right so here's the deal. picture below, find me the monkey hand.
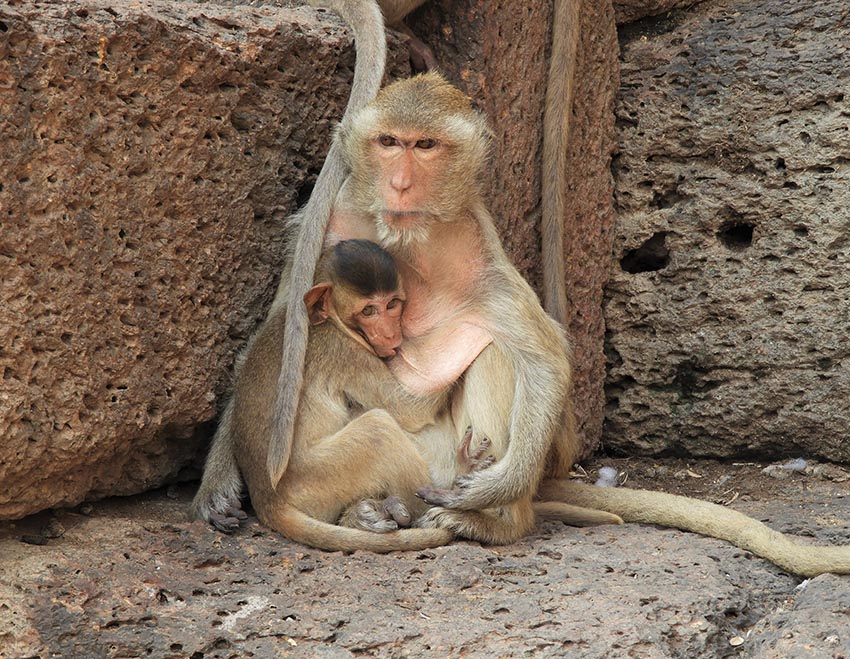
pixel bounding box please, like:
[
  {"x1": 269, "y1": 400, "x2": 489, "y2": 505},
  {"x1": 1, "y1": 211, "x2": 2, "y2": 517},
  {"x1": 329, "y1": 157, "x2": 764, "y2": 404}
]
[
  {"x1": 420, "y1": 433, "x2": 496, "y2": 507},
  {"x1": 338, "y1": 496, "x2": 413, "y2": 533},
  {"x1": 415, "y1": 485, "x2": 460, "y2": 508},
  {"x1": 458, "y1": 431, "x2": 495, "y2": 473}
]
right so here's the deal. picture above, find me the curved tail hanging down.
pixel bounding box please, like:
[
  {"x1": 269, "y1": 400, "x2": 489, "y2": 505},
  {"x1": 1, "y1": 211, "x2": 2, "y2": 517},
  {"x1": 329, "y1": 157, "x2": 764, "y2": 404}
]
[
  {"x1": 541, "y1": 0, "x2": 581, "y2": 326},
  {"x1": 269, "y1": 1, "x2": 388, "y2": 488},
  {"x1": 268, "y1": 504, "x2": 454, "y2": 553},
  {"x1": 539, "y1": 480, "x2": 850, "y2": 577}
]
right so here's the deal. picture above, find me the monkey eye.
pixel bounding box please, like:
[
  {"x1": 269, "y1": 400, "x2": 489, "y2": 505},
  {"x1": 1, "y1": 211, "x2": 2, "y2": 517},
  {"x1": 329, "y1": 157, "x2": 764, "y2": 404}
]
[
  {"x1": 415, "y1": 138, "x2": 437, "y2": 150},
  {"x1": 378, "y1": 135, "x2": 399, "y2": 148},
  {"x1": 360, "y1": 305, "x2": 376, "y2": 317},
  {"x1": 387, "y1": 298, "x2": 404, "y2": 311}
]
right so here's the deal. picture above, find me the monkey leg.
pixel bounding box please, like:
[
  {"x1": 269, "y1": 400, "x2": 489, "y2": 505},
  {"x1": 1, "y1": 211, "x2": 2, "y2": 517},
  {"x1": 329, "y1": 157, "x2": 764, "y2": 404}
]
[
  {"x1": 417, "y1": 496, "x2": 536, "y2": 545},
  {"x1": 190, "y1": 400, "x2": 248, "y2": 532},
  {"x1": 284, "y1": 408, "x2": 434, "y2": 525}
]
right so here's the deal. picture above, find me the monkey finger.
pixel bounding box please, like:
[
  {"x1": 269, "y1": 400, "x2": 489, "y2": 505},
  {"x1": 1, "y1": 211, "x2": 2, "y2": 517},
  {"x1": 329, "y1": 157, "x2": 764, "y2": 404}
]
[
  {"x1": 416, "y1": 485, "x2": 460, "y2": 508},
  {"x1": 468, "y1": 436, "x2": 492, "y2": 461},
  {"x1": 381, "y1": 496, "x2": 412, "y2": 527}
]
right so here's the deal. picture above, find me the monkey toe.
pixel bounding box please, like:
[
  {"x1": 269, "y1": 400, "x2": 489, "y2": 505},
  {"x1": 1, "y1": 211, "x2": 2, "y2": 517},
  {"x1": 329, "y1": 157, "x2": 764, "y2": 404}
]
[
  {"x1": 224, "y1": 505, "x2": 248, "y2": 521},
  {"x1": 382, "y1": 496, "x2": 412, "y2": 527},
  {"x1": 209, "y1": 512, "x2": 242, "y2": 533},
  {"x1": 342, "y1": 499, "x2": 401, "y2": 533}
]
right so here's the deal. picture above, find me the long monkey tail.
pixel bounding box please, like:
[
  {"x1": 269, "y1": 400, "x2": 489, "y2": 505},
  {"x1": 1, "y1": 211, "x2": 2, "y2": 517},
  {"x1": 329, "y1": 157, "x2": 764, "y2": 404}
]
[
  {"x1": 539, "y1": 479, "x2": 850, "y2": 578},
  {"x1": 541, "y1": 0, "x2": 581, "y2": 325},
  {"x1": 267, "y1": 503, "x2": 454, "y2": 553},
  {"x1": 268, "y1": 1, "x2": 387, "y2": 488}
]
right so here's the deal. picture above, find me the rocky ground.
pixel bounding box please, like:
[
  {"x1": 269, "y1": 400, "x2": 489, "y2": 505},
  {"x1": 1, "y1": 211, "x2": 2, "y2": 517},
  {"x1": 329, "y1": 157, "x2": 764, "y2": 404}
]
[{"x1": 2, "y1": 457, "x2": 849, "y2": 659}]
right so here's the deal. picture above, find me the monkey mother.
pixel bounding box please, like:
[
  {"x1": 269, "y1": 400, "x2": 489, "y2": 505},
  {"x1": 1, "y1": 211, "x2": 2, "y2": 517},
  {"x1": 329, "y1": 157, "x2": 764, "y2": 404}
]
[{"x1": 281, "y1": 71, "x2": 580, "y2": 544}]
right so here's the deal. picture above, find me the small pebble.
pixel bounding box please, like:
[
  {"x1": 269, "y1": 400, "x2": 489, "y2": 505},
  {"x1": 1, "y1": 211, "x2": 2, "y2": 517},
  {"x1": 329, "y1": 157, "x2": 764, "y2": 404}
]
[{"x1": 595, "y1": 466, "x2": 619, "y2": 487}]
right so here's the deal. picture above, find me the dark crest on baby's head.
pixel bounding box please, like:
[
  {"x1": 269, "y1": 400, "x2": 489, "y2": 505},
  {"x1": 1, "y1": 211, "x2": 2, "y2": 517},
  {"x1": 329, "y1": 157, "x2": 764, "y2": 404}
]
[{"x1": 331, "y1": 239, "x2": 398, "y2": 297}]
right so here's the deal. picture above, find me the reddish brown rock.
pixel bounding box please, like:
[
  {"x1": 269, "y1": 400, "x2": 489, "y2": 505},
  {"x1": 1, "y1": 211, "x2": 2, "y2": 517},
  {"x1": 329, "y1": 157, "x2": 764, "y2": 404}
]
[
  {"x1": 413, "y1": 0, "x2": 620, "y2": 454},
  {"x1": 0, "y1": 0, "x2": 409, "y2": 519}
]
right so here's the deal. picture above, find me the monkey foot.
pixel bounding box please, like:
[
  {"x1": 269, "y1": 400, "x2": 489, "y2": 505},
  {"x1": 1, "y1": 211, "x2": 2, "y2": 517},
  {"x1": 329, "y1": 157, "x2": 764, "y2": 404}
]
[
  {"x1": 339, "y1": 497, "x2": 412, "y2": 533},
  {"x1": 208, "y1": 505, "x2": 248, "y2": 533}
]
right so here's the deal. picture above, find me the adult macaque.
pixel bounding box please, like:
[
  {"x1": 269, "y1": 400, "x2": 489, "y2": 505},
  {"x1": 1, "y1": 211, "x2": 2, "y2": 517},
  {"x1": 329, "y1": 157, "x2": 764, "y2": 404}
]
[
  {"x1": 289, "y1": 71, "x2": 850, "y2": 574},
  {"x1": 193, "y1": 4, "x2": 850, "y2": 575},
  {"x1": 318, "y1": 71, "x2": 579, "y2": 546}
]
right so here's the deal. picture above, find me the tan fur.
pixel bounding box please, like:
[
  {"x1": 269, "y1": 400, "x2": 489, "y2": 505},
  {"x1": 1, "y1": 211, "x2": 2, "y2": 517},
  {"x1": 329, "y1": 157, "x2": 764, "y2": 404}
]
[
  {"x1": 539, "y1": 480, "x2": 850, "y2": 577},
  {"x1": 193, "y1": 1, "x2": 389, "y2": 525},
  {"x1": 192, "y1": 8, "x2": 850, "y2": 577},
  {"x1": 329, "y1": 72, "x2": 584, "y2": 545},
  {"x1": 542, "y1": 0, "x2": 581, "y2": 324},
  {"x1": 233, "y1": 285, "x2": 452, "y2": 552}
]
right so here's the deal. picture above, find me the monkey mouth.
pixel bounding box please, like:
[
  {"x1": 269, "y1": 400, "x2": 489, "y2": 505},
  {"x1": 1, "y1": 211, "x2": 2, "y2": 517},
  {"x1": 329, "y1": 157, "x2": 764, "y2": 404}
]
[{"x1": 381, "y1": 210, "x2": 425, "y2": 226}]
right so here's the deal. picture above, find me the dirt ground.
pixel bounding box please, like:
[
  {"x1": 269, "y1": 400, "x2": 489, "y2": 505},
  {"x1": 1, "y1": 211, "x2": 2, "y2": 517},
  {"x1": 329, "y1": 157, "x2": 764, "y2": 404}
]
[{"x1": 2, "y1": 457, "x2": 849, "y2": 659}]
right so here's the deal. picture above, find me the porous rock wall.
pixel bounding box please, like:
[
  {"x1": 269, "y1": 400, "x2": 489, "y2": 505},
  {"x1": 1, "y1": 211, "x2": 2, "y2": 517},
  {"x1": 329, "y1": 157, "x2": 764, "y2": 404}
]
[
  {"x1": 605, "y1": 0, "x2": 850, "y2": 461},
  {"x1": 0, "y1": 0, "x2": 410, "y2": 518}
]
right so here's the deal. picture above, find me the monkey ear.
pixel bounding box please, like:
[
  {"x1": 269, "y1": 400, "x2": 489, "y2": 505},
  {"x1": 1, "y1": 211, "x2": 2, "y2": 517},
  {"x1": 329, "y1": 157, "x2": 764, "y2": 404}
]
[{"x1": 304, "y1": 284, "x2": 332, "y2": 326}]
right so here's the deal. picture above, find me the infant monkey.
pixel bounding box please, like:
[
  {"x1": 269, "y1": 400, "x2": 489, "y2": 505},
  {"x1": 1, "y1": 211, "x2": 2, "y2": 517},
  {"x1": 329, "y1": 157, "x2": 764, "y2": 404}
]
[{"x1": 228, "y1": 239, "x2": 459, "y2": 551}]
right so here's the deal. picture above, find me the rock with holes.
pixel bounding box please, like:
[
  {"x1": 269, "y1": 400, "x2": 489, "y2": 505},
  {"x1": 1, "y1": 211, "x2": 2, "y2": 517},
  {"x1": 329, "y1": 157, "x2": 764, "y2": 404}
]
[
  {"x1": 604, "y1": 0, "x2": 850, "y2": 461},
  {"x1": 0, "y1": 0, "x2": 409, "y2": 519}
]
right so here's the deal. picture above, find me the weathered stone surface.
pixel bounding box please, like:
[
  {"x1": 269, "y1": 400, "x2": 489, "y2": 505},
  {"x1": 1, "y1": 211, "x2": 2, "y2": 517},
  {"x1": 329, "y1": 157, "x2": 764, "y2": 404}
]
[
  {"x1": 0, "y1": 0, "x2": 409, "y2": 519},
  {"x1": 604, "y1": 0, "x2": 850, "y2": 462},
  {"x1": 746, "y1": 575, "x2": 850, "y2": 658},
  {"x1": 613, "y1": 0, "x2": 708, "y2": 26},
  {"x1": 413, "y1": 0, "x2": 620, "y2": 455},
  {"x1": 2, "y1": 457, "x2": 848, "y2": 658}
]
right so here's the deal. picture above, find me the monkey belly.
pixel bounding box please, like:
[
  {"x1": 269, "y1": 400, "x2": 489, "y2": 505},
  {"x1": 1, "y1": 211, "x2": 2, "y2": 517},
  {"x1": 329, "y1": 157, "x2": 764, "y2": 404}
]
[{"x1": 391, "y1": 319, "x2": 493, "y2": 395}]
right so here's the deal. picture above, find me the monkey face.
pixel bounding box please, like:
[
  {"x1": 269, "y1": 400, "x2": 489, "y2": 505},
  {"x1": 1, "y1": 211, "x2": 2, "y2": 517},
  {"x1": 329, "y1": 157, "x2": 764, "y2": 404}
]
[{"x1": 351, "y1": 292, "x2": 405, "y2": 359}]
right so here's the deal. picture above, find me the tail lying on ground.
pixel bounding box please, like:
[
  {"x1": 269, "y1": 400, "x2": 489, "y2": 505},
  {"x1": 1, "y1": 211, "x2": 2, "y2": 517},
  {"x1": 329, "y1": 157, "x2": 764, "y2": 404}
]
[{"x1": 539, "y1": 479, "x2": 850, "y2": 577}]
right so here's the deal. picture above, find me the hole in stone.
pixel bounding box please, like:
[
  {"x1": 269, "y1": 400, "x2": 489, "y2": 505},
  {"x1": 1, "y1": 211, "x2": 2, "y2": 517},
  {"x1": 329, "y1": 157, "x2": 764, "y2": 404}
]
[
  {"x1": 717, "y1": 222, "x2": 754, "y2": 250},
  {"x1": 620, "y1": 232, "x2": 670, "y2": 274},
  {"x1": 775, "y1": 157, "x2": 786, "y2": 170},
  {"x1": 793, "y1": 226, "x2": 808, "y2": 237},
  {"x1": 782, "y1": 181, "x2": 800, "y2": 189},
  {"x1": 295, "y1": 180, "x2": 315, "y2": 208},
  {"x1": 0, "y1": 21, "x2": 7, "y2": 32}
]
